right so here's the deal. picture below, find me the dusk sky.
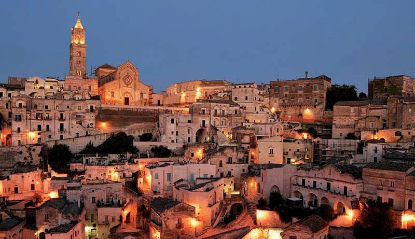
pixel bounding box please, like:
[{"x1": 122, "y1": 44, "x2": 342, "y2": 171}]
[{"x1": 1, "y1": 1, "x2": 415, "y2": 93}]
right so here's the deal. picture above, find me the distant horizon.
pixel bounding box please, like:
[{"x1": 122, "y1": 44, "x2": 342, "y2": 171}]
[{"x1": 1, "y1": 1, "x2": 415, "y2": 93}]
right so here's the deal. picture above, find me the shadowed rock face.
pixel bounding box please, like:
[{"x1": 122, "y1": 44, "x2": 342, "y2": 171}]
[{"x1": 96, "y1": 108, "x2": 158, "y2": 131}]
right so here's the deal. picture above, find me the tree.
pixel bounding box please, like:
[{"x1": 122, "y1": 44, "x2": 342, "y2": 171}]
[
  {"x1": 326, "y1": 84, "x2": 358, "y2": 110},
  {"x1": 139, "y1": 133, "x2": 153, "y2": 142},
  {"x1": 269, "y1": 191, "x2": 284, "y2": 210},
  {"x1": 318, "y1": 204, "x2": 334, "y2": 221},
  {"x1": 345, "y1": 133, "x2": 358, "y2": 140},
  {"x1": 48, "y1": 144, "x2": 73, "y2": 173},
  {"x1": 307, "y1": 127, "x2": 318, "y2": 138},
  {"x1": 352, "y1": 200, "x2": 397, "y2": 239},
  {"x1": 79, "y1": 142, "x2": 97, "y2": 154},
  {"x1": 151, "y1": 146, "x2": 172, "y2": 158},
  {"x1": 358, "y1": 92, "x2": 367, "y2": 99},
  {"x1": 96, "y1": 132, "x2": 138, "y2": 154},
  {"x1": 257, "y1": 198, "x2": 267, "y2": 210}
]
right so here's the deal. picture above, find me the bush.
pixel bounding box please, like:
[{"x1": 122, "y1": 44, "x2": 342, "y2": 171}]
[
  {"x1": 139, "y1": 133, "x2": 153, "y2": 142},
  {"x1": 257, "y1": 198, "x2": 267, "y2": 210},
  {"x1": 269, "y1": 191, "x2": 284, "y2": 209},
  {"x1": 352, "y1": 200, "x2": 396, "y2": 239},
  {"x1": 151, "y1": 146, "x2": 172, "y2": 158},
  {"x1": 48, "y1": 144, "x2": 73, "y2": 173},
  {"x1": 318, "y1": 204, "x2": 335, "y2": 221},
  {"x1": 95, "y1": 132, "x2": 138, "y2": 154}
]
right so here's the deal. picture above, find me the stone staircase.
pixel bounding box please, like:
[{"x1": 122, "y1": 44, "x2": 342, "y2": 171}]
[{"x1": 246, "y1": 201, "x2": 257, "y2": 225}]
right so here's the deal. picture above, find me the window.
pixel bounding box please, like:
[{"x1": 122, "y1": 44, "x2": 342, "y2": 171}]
[
  {"x1": 388, "y1": 198, "x2": 394, "y2": 206},
  {"x1": 45, "y1": 214, "x2": 49, "y2": 222},
  {"x1": 390, "y1": 181, "x2": 395, "y2": 188},
  {"x1": 167, "y1": 173, "x2": 171, "y2": 182},
  {"x1": 299, "y1": 86, "x2": 303, "y2": 91},
  {"x1": 111, "y1": 91, "x2": 114, "y2": 98},
  {"x1": 245, "y1": 96, "x2": 248, "y2": 100},
  {"x1": 91, "y1": 214, "x2": 94, "y2": 222},
  {"x1": 92, "y1": 197, "x2": 96, "y2": 203},
  {"x1": 190, "y1": 174, "x2": 195, "y2": 182},
  {"x1": 313, "y1": 85, "x2": 318, "y2": 91},
  {"x1": 17, "y1": 127, "x2": 20, "y2": 133},
  {"x1": 37, "y1": 125, "x2": 41, "y2": 131},
  {"x1": 377, "y1": 196, "x2": 382, "y2": 203},
  {"x1": 31, "y1": 184, "x2": 35, "y2": 190},
  {"x1": 171, "y1": 118, "x2": 174, "y2": 124},
  {"x1": 284, "y1": 86, "x2": 289, "y2": 91},
  {"x1": 203, "y1": 174, "x2": 208, "y2": 178},
  {"x1": 155, "y1": 173, "x2": 159, "y2": 179},
  {"x1": 234, "y1": 97, "x2": 238, "y2": 101},
  {"x1": 409, "y1": 200, "x2": 413, "y2": 210},
  {"x1": 289, "y1": 236, "x2": 297, "y2": 239},
  {"x1": 269, "y1": 148, "x2": 274, "y2": 155}
]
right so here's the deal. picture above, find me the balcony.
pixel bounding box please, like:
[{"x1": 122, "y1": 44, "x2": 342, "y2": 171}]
[
  {"x1": 388, "y1": 187, "x2": 395, "y2": 192},
  {"x1": 59, "y1": 117, "x2": 66, "y2": 121},
  {"x1": 377, "y1": 185, "x2": 383, "y2": 190}
]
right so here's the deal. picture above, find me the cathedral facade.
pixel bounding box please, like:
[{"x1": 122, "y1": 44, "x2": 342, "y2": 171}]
[
  {"x1": 96, "y1": 61, "x2": 152, "y2": 106},
  {"x1": 64, "y1": 12, "x2": 152, "y2": 106}
]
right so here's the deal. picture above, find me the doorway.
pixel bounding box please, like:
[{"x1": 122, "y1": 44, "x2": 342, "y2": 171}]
[{"x1": 124, "y1": 97, "x2": 130, "y2": 105}]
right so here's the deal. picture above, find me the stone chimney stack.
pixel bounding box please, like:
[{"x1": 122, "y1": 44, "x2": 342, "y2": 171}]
[{"x1": 305, "y1": 71, "x2": 308, "y2": 79}]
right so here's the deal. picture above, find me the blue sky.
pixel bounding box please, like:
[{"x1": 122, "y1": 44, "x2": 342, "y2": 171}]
[{"x1": 1, "y1": 1, "x2": 414, "y2": 93}]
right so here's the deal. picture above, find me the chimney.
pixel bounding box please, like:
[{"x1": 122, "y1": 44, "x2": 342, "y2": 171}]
[{"x1": 305, "y1": 71, "x2": 308, "y2": 79}]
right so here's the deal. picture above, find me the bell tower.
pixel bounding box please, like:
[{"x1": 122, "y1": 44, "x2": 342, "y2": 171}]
[{"x1": 69, "y1": 12, "x2": 87, "y2": 77}]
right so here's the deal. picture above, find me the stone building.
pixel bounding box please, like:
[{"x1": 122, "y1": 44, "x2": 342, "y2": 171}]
[
  {"x1": 256, "y1": 136, "x2": 284, "y2": 164},
  {"x1": 139, "y1": 162, "x2": 216, "y2": 198},
  {"x1": 231, "y1": 83, "x2": 272, "y2": 123},
  {"x1": 368, "y1": 75, "x2": 415, "y2": 99},
  {"x1": 158, "y1": 99, "x2": 239, "y2": 144},
  {"x1": 25, "y1": 77, "x2": 65, "y2": 99},
  {"x1": 313, "y1": 139, "x2": 359, "y2": 164},
  {"x1": 11, "y1": 96, "x2": 101, "y2": 146},
  {"x1": 64, "y1": 13, "x2": 99, "y2": 99},
  {"x1": 283, "y1": 138, "x2": 314, "y2": 164},
  {"x1": 149, "y1": 197, "x2": 197, "y2": 239},
  {"x1": 281, "y1": 214, "x2": 329, "y2": 239},
  {"x1": 173, "y1": 177, "x2": 225, "y2": 229},
  {"x1": 97, "y1": 61, "x2": 152, "y2": 106},
  {"x1": 292, "y1": 164, "x2": 362, "y2": 214},
  {"x1": 0, "y1": 217, "x2": 25, "y2": 239},
  {"x1": 164, "y1": 80, "x2": 231, "y2": 107},
  {"x1": 45, "y1": 221, "x2": 84, "y2": 239},
  {"x1": 35, "y1": 198, "x2": 85, "y2": 236},
  {"x1": 241, "y1": 164, "x2": 296, "y2": 203},
  {"x1": 269, "y1": 73, "x2": 332, "y2": 121}
]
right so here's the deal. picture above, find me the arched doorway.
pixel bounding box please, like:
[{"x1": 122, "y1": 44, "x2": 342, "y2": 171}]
[
  {"x1": 196, "y1": 128, "x2": 209, "y2": 143},
  {"x1": 224, "y1": 203, "x2": 243, "y2": 223},
  {"x1": 123, "y1": 92, "x2": 133, "y2": 106},
  {"x1": 335, "y1": 201, "x2": 346, "y2": 214},
  {"x1": 321, "y1": 197, "x2": 330, "y2": 205},
  {"x1": 306, "y1": 193, "x2": 318, "y2": 207}
]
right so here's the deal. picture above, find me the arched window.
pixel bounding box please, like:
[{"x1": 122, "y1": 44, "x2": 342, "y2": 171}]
[{"x1": 409, "y1": 199, "x2": 413, "y2": 210}]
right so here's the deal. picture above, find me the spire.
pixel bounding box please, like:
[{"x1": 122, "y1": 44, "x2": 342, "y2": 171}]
[{"x1": 74, "y1": 11, "x2": 84, "y2": 29}]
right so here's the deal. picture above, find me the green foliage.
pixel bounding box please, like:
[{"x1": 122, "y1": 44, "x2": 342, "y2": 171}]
[
  {"x1": 345, "y1": 133, "x2": 358, "y2": 140},
  {"x1": 307, "y1": 127, "x2": 318, "y2": 138},
  {"x1": 81, "y1": 132, "x2": 138, "y2": 155},
  {"x1": 352, "y1": 200, "x2": 397, "y2": 239},
  {"x1": 318, "y1": 204, "x2": 335, "y2": 221},
  {"x1": 257, "y1": 198, "x2": 267, "y2": 210},
  {"x1": 79, "y1": 142, "x2": 97, "y2": 154},
  {"x1": 151, "y1": 146, "x2": 172, "y2": 158},
  {"x1": 269, "y1": 191, "x2": 284, "y2": 210},
  {"x1": 358, "y1": 92, "x2": 367, "y2": 99},
  {"x1": 139, "y1": 133, "x2": 153, "y2": 142},
  {"x1": 326, "y1": 84, "x2": 358, "y2": 110},
  {"x1": 48, "y1": 144, "x2": 73, "y2": 173}
]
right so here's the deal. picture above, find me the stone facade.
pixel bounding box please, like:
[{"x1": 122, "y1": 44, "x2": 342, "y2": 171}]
[
  {"x1": 269, "y1": 74, "x2": 332, "y2": 121},
  {"x1": 97, "y1": 61, "x2": 152, "y2": 106}
]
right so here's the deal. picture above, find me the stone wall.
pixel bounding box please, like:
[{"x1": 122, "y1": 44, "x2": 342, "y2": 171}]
[{"x1": 0, "y1": 145, "x2": 43, "y2": 169}]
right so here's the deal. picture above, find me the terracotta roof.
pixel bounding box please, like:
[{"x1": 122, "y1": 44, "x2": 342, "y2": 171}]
[
  {"x1": 333, "y1": 164, "x2": 362, "y2": 179},
  {"x1": 364, "y1": 162, "x2": 413, "y2": 172},
  {"x1": 97, "y1": 63, "x2": 116, "y2": 70},
  {"x1": 291, "y1": 215, "x2": 328, "y2": 233},
  {"x1": 0, "y1": 217, "x2": 24, "y2": 231},
  {"x1": 47, "y1": 222, "x2": 77, "y2": 233},
  {"x1": 151, "y1": 197, "x2": 180, "y2": 214}
]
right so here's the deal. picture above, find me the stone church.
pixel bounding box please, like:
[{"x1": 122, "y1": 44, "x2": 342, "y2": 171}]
[
  {"x1": 96, "y1": 61, "x2": 152, "y2": 106},
  {"x1": 64, "y1": 12, "x2": 152, "y2": 106}
]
